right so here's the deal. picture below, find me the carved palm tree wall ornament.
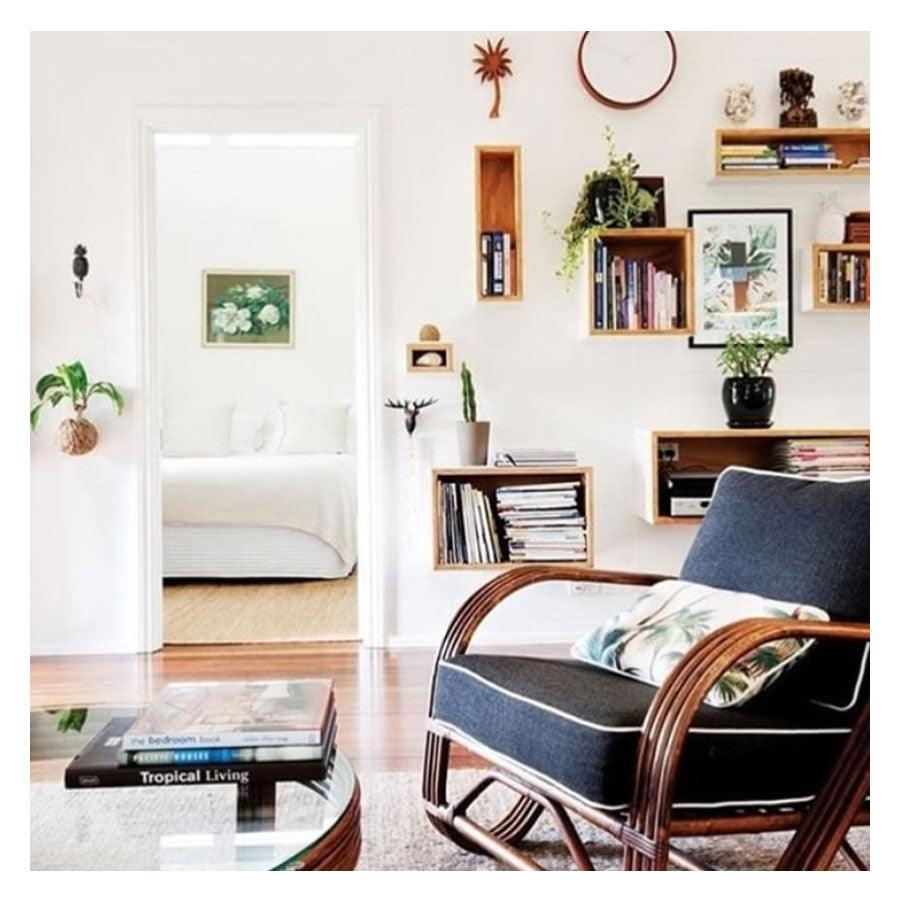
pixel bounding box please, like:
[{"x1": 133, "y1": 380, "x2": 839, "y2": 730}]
[{"x1": 473, "y1": 38, "x2": 512, "y2": 119}]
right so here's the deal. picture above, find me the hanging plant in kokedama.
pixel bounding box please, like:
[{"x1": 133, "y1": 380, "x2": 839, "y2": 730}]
[
  {"x1": 544, "y1": 125, "x2": 660, "y2": 287},
  {"x1": 473, "y1": 38, "x2": 512, "y2": 119}
]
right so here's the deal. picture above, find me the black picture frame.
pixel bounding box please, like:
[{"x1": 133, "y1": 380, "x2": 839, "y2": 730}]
[{"x1": 687, "y1": 208, "x2": 793, "y2": 349}]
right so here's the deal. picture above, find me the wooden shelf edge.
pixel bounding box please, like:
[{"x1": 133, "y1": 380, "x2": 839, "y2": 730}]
[{"x1": 589, "y1": 328, "x2": 693, "y2": 337}]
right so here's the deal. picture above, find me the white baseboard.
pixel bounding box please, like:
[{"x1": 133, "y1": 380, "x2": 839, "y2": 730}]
[{"x1": 30, "y1": 640, "x2": 146, "y2": 657}]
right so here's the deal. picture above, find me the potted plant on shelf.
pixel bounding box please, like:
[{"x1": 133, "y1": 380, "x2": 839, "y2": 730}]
[
  {"x1": 544, "y1": 125, "x2": 660, "y2": 287},
  {"x1": 457, "y1": 362, "x2": 490, "y2": 465},
  {"x1": 30, "y1": 361, "x2": 124, "y2": 455},
  {"x1": 716, "y1": 334, "x2": 790, "y2": 429}
]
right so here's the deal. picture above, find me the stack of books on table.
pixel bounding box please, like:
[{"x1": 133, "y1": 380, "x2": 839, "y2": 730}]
[
  {"x1": 772, "y1": 438, "x2": 870, "y2": 479},
  {"x1": 816, "y1": 249, "x2": 870, "y2": 305},
  {"x1": 65, "y1": 679, "x2": 336, "y2": 788},
  {"x1": 495, "y1": 482, "x2": 587, "y2": 563},
  {"x1": 779, "y1": 141, "x2": 838, "y2": 169},
  {"x1": 480, "y1": 231, "x2": 516, "y2": 296},
  {"x1": 720, "y1": 144, "x2": 779, "y2": 171},
  {"x1": 493, "y1": 448, "x2": 578, "y2": 467},
  {"x1": 439, "y1": 481, "x2": 502, "y2": 565},
  {"x1": 592, "y1": 242, "x2": 683, "y2": 331}
]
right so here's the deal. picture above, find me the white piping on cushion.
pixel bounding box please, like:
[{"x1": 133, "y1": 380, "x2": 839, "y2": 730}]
[
  {"x1": 431, "y1": 718, "x2": 831, "y2": 814},
  {"x1": 438, "y1": 660, "x2": 853, "y2": 736},
  {"x1": 810, "y1": 643, "x2": 870, "y2": 712}
]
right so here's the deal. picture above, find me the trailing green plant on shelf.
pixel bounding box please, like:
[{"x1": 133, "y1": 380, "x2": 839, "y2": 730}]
[
  {"x1": 716, "y1": 333, "x2": 790, "y2": 378},
  {"x1": 30, "y1": 361, "x2": 124, "y2": 455},
  {"x1": 543, "y1": 125, "x2": 660, "y2": 288}
]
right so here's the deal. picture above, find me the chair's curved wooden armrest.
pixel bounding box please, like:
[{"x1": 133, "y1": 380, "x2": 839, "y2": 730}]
[
  {"x1": 434, "y1": 565, "x2": 670, "y2": 664},
  {"x1": 627, "y1": 618, "x2": 870, "y2": 857}
]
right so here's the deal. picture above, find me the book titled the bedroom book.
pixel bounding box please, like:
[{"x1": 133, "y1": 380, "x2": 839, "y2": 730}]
[{"x1": 122, "y1": 679, "x2": 334, "y2": 749}]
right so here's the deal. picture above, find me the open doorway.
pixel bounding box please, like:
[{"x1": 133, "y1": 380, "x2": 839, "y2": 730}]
[{"x1": 152, "y1": 130, "x2": 363, "y2": 645}]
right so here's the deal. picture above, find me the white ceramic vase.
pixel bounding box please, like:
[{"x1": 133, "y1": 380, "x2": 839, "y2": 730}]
[{"x1": 815, "y1": 194, "x2": 845, "y2": 244}]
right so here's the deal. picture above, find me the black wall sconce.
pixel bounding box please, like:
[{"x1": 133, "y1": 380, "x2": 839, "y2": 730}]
[{"x1": 73, "y1": 245, "x2": 89, "y2": 298}]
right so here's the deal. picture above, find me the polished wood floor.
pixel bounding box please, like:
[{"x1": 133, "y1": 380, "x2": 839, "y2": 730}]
[{"x1": 30, "y1": 641, "x2": 563, "y2": 780}]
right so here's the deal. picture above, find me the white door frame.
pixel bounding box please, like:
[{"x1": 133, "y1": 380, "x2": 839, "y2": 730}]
[{"x1": 133, "y1": 106, "x2": 386, "y2": 650}]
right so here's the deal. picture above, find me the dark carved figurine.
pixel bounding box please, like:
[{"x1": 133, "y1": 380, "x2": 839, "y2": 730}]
[
  {"x1": 385, "y1": 397, "x2": 437, "y2": 436},
  {"x1": 779, "y1": 68, "x2": 817, "y2": 128},
  {"x1": 73, "y1": 244, "x2": 89, "y2": 298}
]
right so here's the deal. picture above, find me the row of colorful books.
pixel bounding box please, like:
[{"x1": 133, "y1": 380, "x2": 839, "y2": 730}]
[
  {"x1": 721, "y1": 142, "x2": 867, "y2": 171},
  {"x1": 593, "y1": 242, "x2": 683, "y2": 331},
  {"x1": 720, "y1": 143, "x2": 780, "y2": 171},
  {"x1": 493, "y1": 448, "x2": 578, "y2": 467},
  {"x1": 480, "y1": 231, "x2": 516, "y2": 297},
  {"x1": 772, "y1": 438, "x2": 870, "y2": 479},
  {"x1": 496, "y1": 482, "x2": 587, "y2": 563},
  {"x1": 817, "y1": 251, "x2": 870, "y2": 305},
  {"x1": 66, "y1": 679, "x2": 336, "y2": 788},
  {"x1": 439, "y1": 481, "x2": 503, "y2": 564}
]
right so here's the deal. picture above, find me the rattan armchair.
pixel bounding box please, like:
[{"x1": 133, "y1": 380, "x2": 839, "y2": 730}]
[{"x1": 422, "y1": 469, "x2": 870, "y2": 871}]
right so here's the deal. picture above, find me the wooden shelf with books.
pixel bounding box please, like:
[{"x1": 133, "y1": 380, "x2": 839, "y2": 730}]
[
  {"x1": 715, "y1": 127, "x2": 869, "y2": 178},
  {"x1": 808, "y1": 243, "x2": 870, "y2": 310},
  {"x1": 635, "y1": 428, "x2": 870, "y2": 526},
  {"x1": 588, "y1": 228, "x2": 693, "y2": 336},
  {"x1": 475, "y1": 145, "x2": 522, "y2": 302},
  {"x1": 432, "y1": 466, "x2": 593, "y2": 570}
]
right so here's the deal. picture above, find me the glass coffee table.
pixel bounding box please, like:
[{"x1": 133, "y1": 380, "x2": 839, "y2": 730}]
[{"x1": 30, "y1": 705, "x2": 361, "y2": 870}]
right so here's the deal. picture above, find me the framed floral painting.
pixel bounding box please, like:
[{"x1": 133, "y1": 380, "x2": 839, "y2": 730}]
[
  {"x1": 687, "y1": 209, "x2": 793, "y2": 348},
  {"x1": 202, "y1": 270, "x2": 294, "y2": 347}
]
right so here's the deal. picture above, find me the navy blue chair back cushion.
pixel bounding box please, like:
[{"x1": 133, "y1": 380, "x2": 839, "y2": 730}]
[{"x1": 680, "y1": 467, "x2": 869, "y2": 708}]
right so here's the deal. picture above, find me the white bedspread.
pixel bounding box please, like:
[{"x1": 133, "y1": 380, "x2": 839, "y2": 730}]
[{"x1": 162, "y1": 454, "x2": 357, "y2": 566}]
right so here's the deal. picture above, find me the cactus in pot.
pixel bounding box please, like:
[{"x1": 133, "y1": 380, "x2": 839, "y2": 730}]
[
  {"x1": 30, "y1": 361, "x2": 124, "y2": 455},
  {"x1": 457, "y1": 362, "x2": 491, "y2": 465}
]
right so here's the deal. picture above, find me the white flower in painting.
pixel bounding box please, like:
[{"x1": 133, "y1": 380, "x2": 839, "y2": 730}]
[
  {"x1": 212, "y1": 302, "x2": 252, "y2": 335},
  {"x1": 245, "y1": 284, "x2": 265, "y2": 300},
  {"x1": 258, "y1": 303, "x2": 281, "y2": 326}
]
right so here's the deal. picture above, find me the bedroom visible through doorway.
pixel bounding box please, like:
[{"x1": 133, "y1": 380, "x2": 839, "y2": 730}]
[{"x1": 154, "y1": 131, "x2": 362, "y2": 645}]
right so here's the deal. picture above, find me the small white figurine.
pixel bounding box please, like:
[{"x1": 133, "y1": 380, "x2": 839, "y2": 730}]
[
  {"x1": 724, "y1": 83, "x2": 756, "y2": 124},
  {"x1": 837, "y1": 80, "x2": 868, "y2": 122}
]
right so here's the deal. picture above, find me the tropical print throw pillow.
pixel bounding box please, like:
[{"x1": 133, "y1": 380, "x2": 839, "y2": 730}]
[{"x1": 571, "y1": 580, "x2": 829, "y2": 708}]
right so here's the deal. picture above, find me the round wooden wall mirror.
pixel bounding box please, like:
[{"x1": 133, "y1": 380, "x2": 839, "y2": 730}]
[{"x1": 577, "y1": 31, "x2": 677, "y2": 109}]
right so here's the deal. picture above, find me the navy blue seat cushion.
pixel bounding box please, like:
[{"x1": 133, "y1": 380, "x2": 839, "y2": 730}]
[
  {"x1": 680, "y1": 468, "x2": 869, "y2": 708},
  {"x1": 433, "y1": 654, "x2": 861, "y2": 812}
]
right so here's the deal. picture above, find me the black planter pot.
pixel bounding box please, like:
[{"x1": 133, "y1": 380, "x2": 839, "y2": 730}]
[{"x1": 722, "y1": 376, "x2": 776, "y2": 429}]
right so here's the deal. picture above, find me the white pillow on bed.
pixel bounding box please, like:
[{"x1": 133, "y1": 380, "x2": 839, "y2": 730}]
[
  {"x1": 230, "y1": 404, "x2": 285, "y2": 454},
  {"x1": 278, "y1": 401, "x2": 349, "y2": 454},
  {"x1": 163, "y1": 402, "x2": 234, "y2": 457}
]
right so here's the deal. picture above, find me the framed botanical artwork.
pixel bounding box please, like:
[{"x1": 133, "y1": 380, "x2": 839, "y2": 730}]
[
  {"x1": 202, "y1": 270, "x2": 294, "y2": 347},
  {"x1": 687, "y1": 209, "x2": 793, "y2": 348}
]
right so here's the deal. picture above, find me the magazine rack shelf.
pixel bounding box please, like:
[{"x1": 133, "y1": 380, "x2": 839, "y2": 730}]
[{"x1": 432, "y1": 466, "x2": 594, "y2": 569}]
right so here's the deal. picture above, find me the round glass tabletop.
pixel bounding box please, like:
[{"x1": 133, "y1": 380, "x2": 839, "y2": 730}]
[{"x1": 31, "y1": 705, "x2": 359, "y2": 871}]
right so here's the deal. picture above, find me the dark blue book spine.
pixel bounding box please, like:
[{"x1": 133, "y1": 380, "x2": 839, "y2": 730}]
[
  {"x1": 480, "y1": 233, "x2": 492, "y2": 297},
  {"x1": 601, "y1": 244, "x2": 608, "y2": 330},
  {"x1": 491, "y1": 232, "x2": 504, "y2": 295},
  {"x1": 593, "y1": 240, "x2": 603, "y2": 329},
  {"x1": 626, "y1": 260, "x2": 635, "y2": 329}
]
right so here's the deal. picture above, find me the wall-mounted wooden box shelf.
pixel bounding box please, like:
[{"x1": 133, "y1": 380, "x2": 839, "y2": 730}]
[
  {"x1": 636, "y1": 428, "x2": 870, "y2": 525},
  {"x1": 715, "y1": 128, "x2": 870, "y2": 178},
  {"x1": 407, "y1": 342, "x2": 454, "y2": 372},
  {"x1": 475, "y1": 145, "x2": 522, "y2": 302},
  {"x1": 807, "y1": 243, "x2": 870, "y2": 310},
  {"x1": 432, "y1": 466, "x2": 593, "y2": 569},
  {"x1": 588, "y1": 228, "x2": 693, "y2": 336}
]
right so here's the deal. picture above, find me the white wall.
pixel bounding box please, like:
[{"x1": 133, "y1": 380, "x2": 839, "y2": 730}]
[
  {"x1": 31, "y1": 31, "x2": 869, "y2": 654},
  {"x1": 156, "y1": 143, "x2": 357, "y2": 412}
]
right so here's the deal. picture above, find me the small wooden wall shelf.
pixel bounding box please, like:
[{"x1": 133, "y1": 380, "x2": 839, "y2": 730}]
[
  {"x1": 475, "y1": 145, "x2": 522, "y2": 301},
  {"x1": 715, "y1": 128, "x2": 870, "y2": 178},
  {"x1": 807, "y1": 243, "x2": 870, "y2": 311},
  {"x1": 407, "y1": 342, "x2": 454, "y2": 372},
  {"x1": 588, "y1": 228, "x2": 694, "y2": 336},
  {"x1": 636, "y1": 428, "x2": 870, "y2": 525},
  {"x1": 432, "y1": 466, "x2": 594, "y2": 569}
]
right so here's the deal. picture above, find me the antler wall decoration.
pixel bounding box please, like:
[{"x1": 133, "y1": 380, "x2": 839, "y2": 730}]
[
  {"x1": 385, "y1": 398, "x2": 438, "y2": 435},
  {"x1": 473, "y1": 38, "x2": 512, "y2": 119}
]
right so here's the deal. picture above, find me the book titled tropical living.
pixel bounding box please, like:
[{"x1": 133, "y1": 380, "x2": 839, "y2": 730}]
[{"x1": 122, "y1": 679, "x2": 334, "y2": 750}]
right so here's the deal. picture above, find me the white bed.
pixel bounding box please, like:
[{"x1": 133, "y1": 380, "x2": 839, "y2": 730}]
[{"x1": 161, "y1": 453, "x2": 357, "y2": 579}]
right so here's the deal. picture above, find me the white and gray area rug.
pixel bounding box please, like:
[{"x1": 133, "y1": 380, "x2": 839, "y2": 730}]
[{"x1": 31, "y1": 769, "x2": 869, "y2": 871}]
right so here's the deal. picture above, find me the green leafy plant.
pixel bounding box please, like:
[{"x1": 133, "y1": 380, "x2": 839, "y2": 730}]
[
  {"x1": 460, "y1": 362, "x2": 477, "y2": 422},
  {"x1": 716, "y1": 333, "x2": 790, "y2": 378},
  {"x1": 30, "y1": 361, "x2": 124, "y2": 431},
  {"x1": 45, "y1": 708, "x2": 89, "y2": 733},
  {"x1": 544, "y1": 125, "x2": 660, "y2": 287}
]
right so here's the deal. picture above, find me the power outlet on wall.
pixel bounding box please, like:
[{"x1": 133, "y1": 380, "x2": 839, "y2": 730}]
[
  {"x1": 658, "y1": 441, "x2": 679, "y2": 463},
  {"x1": 569, "y1": 582, "x2": 603, "y2": 596}
]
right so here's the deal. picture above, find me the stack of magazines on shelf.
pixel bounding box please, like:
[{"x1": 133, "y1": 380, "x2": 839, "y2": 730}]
[
  {"x1": 720, "y1": 144, "x2": 779, "y2": 171},
  {"x1": 779, "y1": 141, "x2": 838, "y2": 169},
  {"x1": 496, "y1": 481, "x2": 587, "y2": 563},
  {"x1": 816, "y1": 249, "x2": 870, "y2": 305},
  {"x1": 772, "y1": 438, "x2": 870, "y2": 479},
  {"x1": 439, "y1": 481, "x2": 502, "y2": 565},
  {"x1": 493, "y1": 448, "x2": 578, "y2": 467},
  {"x1": 480, "y1": 231, "x2": 516, "y2": 296},
  {"x1": 66, "y1": 679, "x2": 337, "y2": 788}
]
